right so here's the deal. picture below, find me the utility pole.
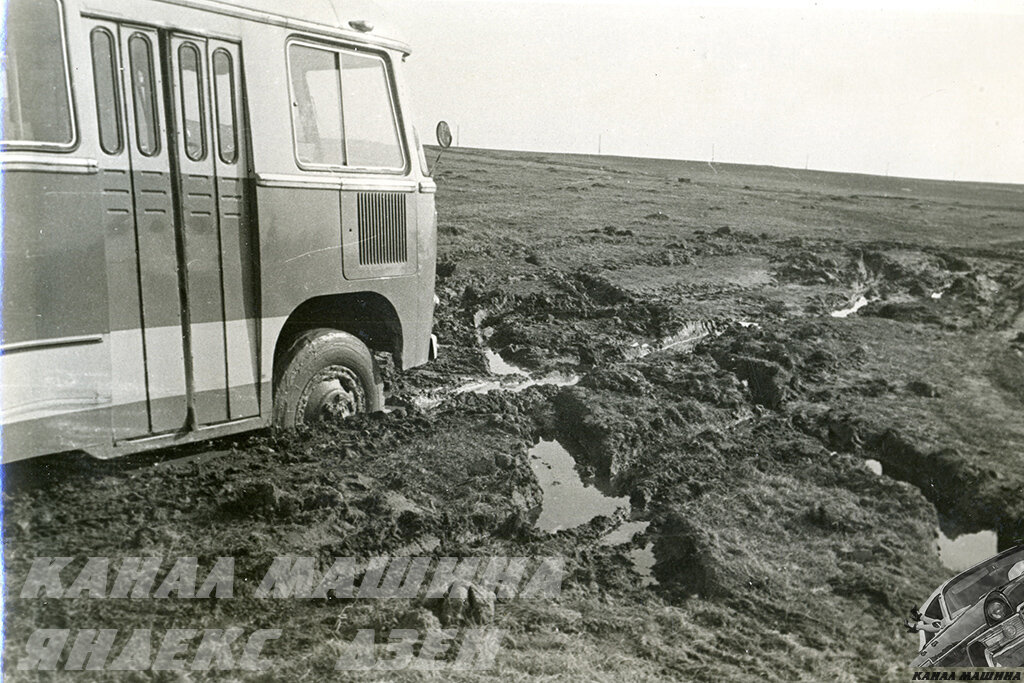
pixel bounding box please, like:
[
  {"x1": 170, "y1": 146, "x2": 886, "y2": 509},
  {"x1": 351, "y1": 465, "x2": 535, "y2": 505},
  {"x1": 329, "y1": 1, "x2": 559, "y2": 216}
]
[{"x1": 598, "y1": 134, "x2": 602, "y2": 155}]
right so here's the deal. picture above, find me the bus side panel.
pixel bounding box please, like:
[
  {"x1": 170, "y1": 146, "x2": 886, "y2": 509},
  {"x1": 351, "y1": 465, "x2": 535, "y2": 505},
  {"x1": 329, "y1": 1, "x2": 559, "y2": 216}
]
[
  {"x1": 0, "y1": 172, "x2": 108, "y2": 345},
  {"x1": 1, "y1": 404, "x2": 112, "y2": 463},
  {"x1": 0, "y1": 169, "x2": 114, "y2": 460},
  {"x1": 255, "y1": 184, "x2": 434, "y2": 371},
  {"x1": 257, "y1": 186, "x2": 343, "y2": 317}
]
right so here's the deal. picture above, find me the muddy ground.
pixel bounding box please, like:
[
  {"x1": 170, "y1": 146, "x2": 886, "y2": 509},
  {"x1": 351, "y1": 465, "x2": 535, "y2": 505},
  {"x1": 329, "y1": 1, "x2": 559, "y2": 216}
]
[{"x1": 4, "y1": 148, "x2": 1024, "y2": 681}]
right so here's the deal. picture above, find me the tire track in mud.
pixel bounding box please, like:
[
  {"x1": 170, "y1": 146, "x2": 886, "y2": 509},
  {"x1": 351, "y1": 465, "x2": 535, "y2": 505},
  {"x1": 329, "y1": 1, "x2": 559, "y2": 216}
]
[
  {"x1": 420, "y1": 152, "x2": 1024, "y2": 675},
  {"x1": 417, "y1": 229, "x2": 1024, "y2": 602}
]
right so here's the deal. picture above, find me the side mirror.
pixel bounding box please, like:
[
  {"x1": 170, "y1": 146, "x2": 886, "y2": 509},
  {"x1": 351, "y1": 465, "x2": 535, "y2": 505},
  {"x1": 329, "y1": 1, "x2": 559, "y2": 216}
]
[{"x1": 436, "y1": 121, "x2": 453, "y2": 149}]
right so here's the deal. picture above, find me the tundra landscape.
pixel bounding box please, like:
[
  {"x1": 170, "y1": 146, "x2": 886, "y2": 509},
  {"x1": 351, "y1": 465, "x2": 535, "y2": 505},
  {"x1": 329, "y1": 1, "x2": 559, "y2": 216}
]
[{"x1": 4, "y1": 146, "x2": 1024, "y2": 681}]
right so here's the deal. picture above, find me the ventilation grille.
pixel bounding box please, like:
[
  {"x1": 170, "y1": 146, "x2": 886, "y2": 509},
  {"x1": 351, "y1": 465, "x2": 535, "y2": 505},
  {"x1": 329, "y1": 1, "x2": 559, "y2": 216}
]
[{"x1": 357, "y1": 192, "x2": 407, "y2": 265}]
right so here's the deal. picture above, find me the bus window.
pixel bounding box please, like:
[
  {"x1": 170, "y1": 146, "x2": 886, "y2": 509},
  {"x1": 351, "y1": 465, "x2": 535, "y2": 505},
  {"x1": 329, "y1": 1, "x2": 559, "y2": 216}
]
[
  {"x1": 178, "y1": 43, "x2": 206, "y2": 161},
  {"x1": 288, "y1": 44, "x2": 344, "y2": 167},
  {"x1": 212, "y1": 50, "x2": 238, "y2": 164},
  {"x1": 90, "y1": 28, "x2": 123, "y2": 155},
  {"x1": 1, "y1": 0, "x2": 74, "y2": 147},
  {"x1": 128, "y1": 34, "x2": 160, "y2": 156},
  {"x1": 340, "y1": 52, "x2": 404, "y2": 170}
]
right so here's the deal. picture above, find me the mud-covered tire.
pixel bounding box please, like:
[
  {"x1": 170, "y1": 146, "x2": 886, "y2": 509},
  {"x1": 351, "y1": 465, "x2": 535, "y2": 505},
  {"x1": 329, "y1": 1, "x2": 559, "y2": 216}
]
[{"x1": 273, "y1": 328, "x2": 383, "y2": 429}]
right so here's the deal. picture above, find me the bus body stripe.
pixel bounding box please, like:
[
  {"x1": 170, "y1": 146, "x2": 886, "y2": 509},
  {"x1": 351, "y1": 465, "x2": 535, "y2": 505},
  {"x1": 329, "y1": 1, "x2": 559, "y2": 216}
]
[{"x1": 0, "y1": 318, "x2": 272, "y2": 426}]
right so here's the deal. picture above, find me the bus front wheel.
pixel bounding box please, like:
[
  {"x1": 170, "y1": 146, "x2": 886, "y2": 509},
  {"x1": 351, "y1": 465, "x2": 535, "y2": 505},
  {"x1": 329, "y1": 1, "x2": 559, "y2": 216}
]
[{"x1": 273, "y1": 328, "x2": 384, "y2": 429}]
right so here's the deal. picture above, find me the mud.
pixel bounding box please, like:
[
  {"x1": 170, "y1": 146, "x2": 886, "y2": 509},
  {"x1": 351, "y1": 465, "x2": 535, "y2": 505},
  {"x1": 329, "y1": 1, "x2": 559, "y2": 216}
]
[{"x1": 4, "y1": 147, "x2": 1023, "y2": 680}]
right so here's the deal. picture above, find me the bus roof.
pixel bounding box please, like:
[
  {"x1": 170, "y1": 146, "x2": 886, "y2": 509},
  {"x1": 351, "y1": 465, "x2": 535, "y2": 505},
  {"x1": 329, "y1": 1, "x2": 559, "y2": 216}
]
[{"x1": 160, "y1": 0, "x2": 410, "y2": 53}]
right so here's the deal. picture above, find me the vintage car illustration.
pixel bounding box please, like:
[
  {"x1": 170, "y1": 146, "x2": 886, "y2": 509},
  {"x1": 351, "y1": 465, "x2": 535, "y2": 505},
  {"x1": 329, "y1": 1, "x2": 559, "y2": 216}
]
[{"x1": 909, "y1": 545, "x2": 1024, "y2": 667}]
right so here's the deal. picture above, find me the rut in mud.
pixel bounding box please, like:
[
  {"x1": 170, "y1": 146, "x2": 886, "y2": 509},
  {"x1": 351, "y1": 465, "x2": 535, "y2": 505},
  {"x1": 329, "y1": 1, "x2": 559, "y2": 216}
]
[{"x1": 4, "y1": 147, "x2": 1023, "y2": 681}]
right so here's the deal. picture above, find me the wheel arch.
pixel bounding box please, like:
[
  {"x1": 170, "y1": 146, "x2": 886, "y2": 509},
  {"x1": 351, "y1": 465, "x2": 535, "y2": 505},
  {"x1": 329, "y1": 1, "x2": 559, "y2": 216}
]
[{"x1": 273, "y1": 292, "x2": 403, "y2": 386}]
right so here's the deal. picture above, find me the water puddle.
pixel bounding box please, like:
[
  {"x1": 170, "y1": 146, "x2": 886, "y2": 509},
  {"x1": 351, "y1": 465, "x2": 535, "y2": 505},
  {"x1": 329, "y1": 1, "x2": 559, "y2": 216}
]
[
  {"x1": 599, "y1": 519, "x2": 658, "y2": 588},
  {"x1": 472, "y1": 310, "x2": 581, "y2": 390},
  {"x1": 411, "y1": 312, "x2": 581, "y2": 409},
  {"x1": 529, "y1": 439, "x2": 629, "y2": 531},
  {"x1": 865, "y1": 459, "x2": 883, "y2": 476},
  {"x1": 412, "y1": 367, "x2": 579, "y2": 410},
  {"x1": 453, "y1": 371, "x2": 580, "y2": 397},
  {"x1": 628, "y1": 544, "x2": 658, "y2": 587},
  {"x1": 600, "y1": 520, "x2": 649, "y2": 545},
  {"x1": 937, "y1": 528, "x2": 999, "y2": 572},
  {"x1": 529, "y1": 438, "x2": 658, "y2": 585},
  {"x1": 831, "y1": 295, "x2": 872, "y2": 318},
  {"x1": 474, "y1": 312, "x2": 523, "y2": 377},
  {"x1": 484, "y1": 348, "x2": 521, "y2": 376}
]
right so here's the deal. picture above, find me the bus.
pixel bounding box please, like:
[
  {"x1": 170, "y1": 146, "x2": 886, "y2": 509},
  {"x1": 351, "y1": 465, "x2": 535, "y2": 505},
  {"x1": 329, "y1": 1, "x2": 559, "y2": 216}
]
[{"x1": 1, "y1": 0, "x2": 443, "y2": 462}]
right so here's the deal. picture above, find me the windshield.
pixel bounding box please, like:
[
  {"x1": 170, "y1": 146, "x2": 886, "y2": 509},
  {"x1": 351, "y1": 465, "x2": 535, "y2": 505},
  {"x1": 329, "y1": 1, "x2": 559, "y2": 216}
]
[{"x1": 943, "y1": 547, "x2": 1024, "y2": 614}]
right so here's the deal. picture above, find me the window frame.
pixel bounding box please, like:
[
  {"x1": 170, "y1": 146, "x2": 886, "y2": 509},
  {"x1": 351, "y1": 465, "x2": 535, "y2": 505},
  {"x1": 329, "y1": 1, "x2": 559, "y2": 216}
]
[
  {"x1": 285, "y1": 37, "x2": 408, "y2": 175},
  {"x1": 286, "y1": 41, "x2": 346, "y2": 168},
  {"x1": 0, "y1": 0, "x2": 79, "y2": 152},
  {"x1": 127, "y1": 32, "x2": 161, "y2": 158},
  {"x1": 211, "y1": 48, "x2": 239, "y2": 165},
  {"x1": 177, "y1": 41, "x2": 208, "y2": 162},
  {"x1": 90, "y1": 27, "x2": 124, "y2": 155}
]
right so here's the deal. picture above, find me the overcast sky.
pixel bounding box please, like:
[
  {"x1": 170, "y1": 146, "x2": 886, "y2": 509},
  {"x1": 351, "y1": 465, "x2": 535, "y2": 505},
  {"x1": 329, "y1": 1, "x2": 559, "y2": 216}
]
[{"x1": 387, "y1": 0, "x2": 1024, "y2": 184}]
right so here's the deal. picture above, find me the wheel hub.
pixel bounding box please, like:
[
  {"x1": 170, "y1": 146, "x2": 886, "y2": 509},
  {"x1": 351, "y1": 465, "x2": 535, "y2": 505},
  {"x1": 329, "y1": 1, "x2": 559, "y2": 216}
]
[{"x1": 296, "y1": 365, "x2": 366, "y2": 425}]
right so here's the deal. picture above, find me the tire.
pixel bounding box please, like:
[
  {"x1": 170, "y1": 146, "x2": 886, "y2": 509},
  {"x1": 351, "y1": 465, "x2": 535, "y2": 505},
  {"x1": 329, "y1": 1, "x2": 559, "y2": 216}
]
[{"x1": 273, "y1": 328, "x2": 384, "y2": 429}]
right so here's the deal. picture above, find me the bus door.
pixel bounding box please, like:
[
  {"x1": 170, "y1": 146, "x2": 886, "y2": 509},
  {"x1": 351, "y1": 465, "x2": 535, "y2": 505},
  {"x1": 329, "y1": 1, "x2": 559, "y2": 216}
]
[
  {"x1": 98, "y1": 23, "x2": 259, "y2": 439},
  {"x1": 116, "y1": 25, "x2": 188, "y2": 435},
  {"x1": 205, "y1": 40, "x2": 260, "y2": 421}
]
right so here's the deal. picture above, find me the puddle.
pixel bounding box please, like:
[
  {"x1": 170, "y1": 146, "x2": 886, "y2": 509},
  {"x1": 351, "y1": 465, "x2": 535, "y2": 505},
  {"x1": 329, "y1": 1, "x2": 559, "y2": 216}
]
[
  {"x1": 473, "y1": 309, "x2": 580, "y2": 389},
  {"x1": 628, "y1": 544, "x2": 658, "y2": 587},
  {"x1": 529, "y1": 438, "x2": 658, "y2": 585},
  {"x1": 412, "y1": 368, "x2": 580, "y2": 410},
  {"x1": 529, "y1": 439, "x2": 629, "y2": 532},
  {"x1": 472, "y1": 309, "x2": 489, "y2": 332},
  {"x1": 831, "y1": 295, "x2": 872, "y2": 318},
  {"x1": 411, "y1": 395, "x2": 445, "y2": 411},
  {"x1": 453, "y1": 371, "x2": 580, "y2": 397},
  {"x1": 599, "y1": 519, "x2": 659, "y2": 587},
  {"x1": 484, "y1": 348, "x2": 521, "y2": 376},
  {"x1": 937, "y1": 528, "x2": 999, "y2": 572},
  {"x1": 601, "y1": 519, "x2": 649, "y2": 546},
  {"x1": 473, "y1": 313, "x2": 522, "y2": 377},
  {"x1": 410, "y1": 311, "x2": 581, "y2": 409},
  {"x1": 865, "y1": 459, "x2": 883, "y2": 476}
]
